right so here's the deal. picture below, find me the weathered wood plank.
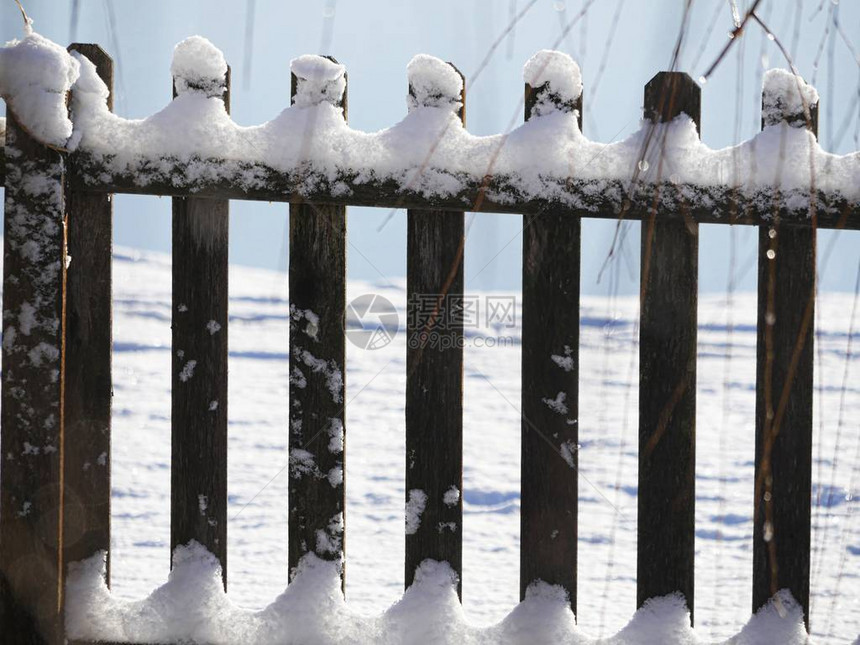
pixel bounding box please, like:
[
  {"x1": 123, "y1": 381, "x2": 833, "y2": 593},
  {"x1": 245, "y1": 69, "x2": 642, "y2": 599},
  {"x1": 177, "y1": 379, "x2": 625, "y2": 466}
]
[
  {"x1": 519, "y1": 77, "x2": 582, "y2": 609},
  {"x1": 170, "y1": 68, "x2": 231, "y2": 586},
  {"x1": 66, "y1": 156, "x2": 858, "y2": 230},
  {"x1": 288, "y1": 58, "x2": 347, "y2": 585},
  {"x1": 63, "y1": 44, "x2": 114, "y2": 597},
  {"x1": 753, "y1": 87, "x2": 817, "y2": 626},
  {"x1": 405, "y1": 210, "x2": 464, "y2": 593},
  {"x1": 405, "y1": 62, "x2": 466, "y2": 595},
  {"x1": 637, "y1": 72, "x2": 700, "y2": 620},
  {"x1": 1, "y1": 114, "x2": 67, "y2": 643}
]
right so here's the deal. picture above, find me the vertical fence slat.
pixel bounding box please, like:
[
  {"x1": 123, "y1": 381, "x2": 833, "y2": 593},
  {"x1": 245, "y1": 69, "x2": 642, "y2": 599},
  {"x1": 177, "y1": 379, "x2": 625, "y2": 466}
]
[
  {"x1": 637, "y1": 72, "x2": 700, "y2": 619},
  {"x1": 753, "y1": 86, "x2": 818, "y2": 625},
  {"x1": 288, "y1": 58, "x2": 347, "y2": 584},
  {"x1": 63, "y1": 44, "x2": 114, "y2": 594},
  {"x1": 404, "y1": 62, "x2": 466, "y2": 596},
  {"x1": 519, "y1": 80, "x2": 583, "y2": 609},
  {"x1": 170, "y1": 67, "x2": 231, "y2": 585},
  {"x1": 1, "y1": 115, "x2": 67, "y2": 642}
]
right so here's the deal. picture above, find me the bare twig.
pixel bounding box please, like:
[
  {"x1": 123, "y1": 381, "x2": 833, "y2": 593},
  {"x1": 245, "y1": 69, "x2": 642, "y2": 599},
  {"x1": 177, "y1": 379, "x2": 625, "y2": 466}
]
[
  {"x1": 13, "y1": 0, "x2": 31, "y2": 31},
  {"x1": 700, "y1": 0, "x2": 765, "y2": 82}
]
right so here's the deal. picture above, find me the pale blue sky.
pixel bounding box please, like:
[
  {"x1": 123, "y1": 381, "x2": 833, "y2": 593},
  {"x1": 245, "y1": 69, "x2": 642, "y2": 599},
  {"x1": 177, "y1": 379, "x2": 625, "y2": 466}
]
[{"x1": 2, "y1": 0, "x2": 858, "y2": 295}]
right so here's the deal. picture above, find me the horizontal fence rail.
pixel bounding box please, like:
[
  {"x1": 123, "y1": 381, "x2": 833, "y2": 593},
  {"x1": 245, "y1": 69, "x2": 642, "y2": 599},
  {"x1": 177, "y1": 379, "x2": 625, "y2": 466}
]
[
  {"x1": 63, "y1": 163, "x2": 859, "y2": 230},
  {"x1": 0, "y1": 39, "x2": 857, "y2": 644}
]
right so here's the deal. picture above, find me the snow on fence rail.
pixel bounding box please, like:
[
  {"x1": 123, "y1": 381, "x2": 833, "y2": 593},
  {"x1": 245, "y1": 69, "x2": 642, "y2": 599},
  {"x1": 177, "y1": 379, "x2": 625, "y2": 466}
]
[{"x1": 0, "y1": 33, "x2": 857, "y2": 644}]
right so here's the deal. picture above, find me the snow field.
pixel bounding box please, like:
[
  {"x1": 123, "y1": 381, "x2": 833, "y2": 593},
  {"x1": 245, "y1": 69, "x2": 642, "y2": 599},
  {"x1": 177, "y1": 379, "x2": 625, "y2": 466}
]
[{"x1": 93, "y1": 243, "x2": 859, "y2": 643}]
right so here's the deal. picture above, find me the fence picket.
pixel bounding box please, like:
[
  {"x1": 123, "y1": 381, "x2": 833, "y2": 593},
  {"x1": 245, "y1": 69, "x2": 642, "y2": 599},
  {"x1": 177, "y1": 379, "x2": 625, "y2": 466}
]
[
  {"x1": 63, "y1": 44, "x2": 115, "y2": 592},
  {"x1": 0, "y1": 114, "x2": 67, "y2": 643},
  {"x1": 405, "y1": 63, "x2": 466, "y2": 595},
  {"x1": 519, "y1": 79, "x2": 583, "y2": 609},
  {"x1": 637, "y1": 72, "x2": 700, "y2": 620},
  {"x1": 753, "y1": 87, "x2": 818, "y2": 625},
  {"x1": 288, "y1": 58, "x2": 348, "y2": 585},
  {"x1": 170, "y1": 67, "x2": 231, "y2": 586}
]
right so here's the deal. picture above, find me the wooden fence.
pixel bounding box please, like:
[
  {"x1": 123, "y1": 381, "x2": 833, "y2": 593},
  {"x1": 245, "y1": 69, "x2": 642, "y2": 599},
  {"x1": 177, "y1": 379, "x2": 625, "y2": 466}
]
[{"x1": 0, "y1": 43, "x2": 856, "y2": 644}]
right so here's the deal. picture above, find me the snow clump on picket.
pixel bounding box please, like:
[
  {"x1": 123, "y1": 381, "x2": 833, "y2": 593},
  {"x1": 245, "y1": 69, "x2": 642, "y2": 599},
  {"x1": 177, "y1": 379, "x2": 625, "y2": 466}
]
[
  {"x1": 0, "y1": 29, "x2": 80, "y2": 146},
  {"x1": 171, "y1": 36, "x2": 228, "y2": 97},
  {"x1": 522, "y1": 49, "x2": 582, "y2": 117},
  {"x1": 291, "y1": 55, "x2": 346, "y2": 108},
  {"x1": 762, "y1": 69, "x2": 819, "y2": 128},
  {"x1": 407, "y1": 54, "x2": 463, "y2": 112}
]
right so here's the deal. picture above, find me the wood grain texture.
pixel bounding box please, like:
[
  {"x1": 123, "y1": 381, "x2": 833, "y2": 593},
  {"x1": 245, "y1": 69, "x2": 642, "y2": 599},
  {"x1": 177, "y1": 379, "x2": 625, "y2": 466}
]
[
  {"x1": 637, "y1": 72, "x2": 700, "y2": 620},
  {"x1": 63, "y1": 44, "x2": 114, "y2": 596},
  {"x1": 1, "y1": 115, "x2": 67, "y2": 644},
  {"x1": 404, "y1": 63, "x2": 466, "y2": 596},
  {"x1": 519, "y1": 79, "x2": 582, "y2": 610},
  {"x1": 288, "y1": 59, "x2": 347, "y2": 585},
  {"x1": 170, "y1": 69, "x2": 230, "y2": 586},
  {"x1": 753, "y1": 92, "x2": 818, "y2": 626}
]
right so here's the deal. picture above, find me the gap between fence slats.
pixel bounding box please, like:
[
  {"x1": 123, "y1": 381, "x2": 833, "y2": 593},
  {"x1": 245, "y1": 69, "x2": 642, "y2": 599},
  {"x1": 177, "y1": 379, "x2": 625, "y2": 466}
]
[{"x1": 637, "y1": 72, "x2": 700, "y2": 621}]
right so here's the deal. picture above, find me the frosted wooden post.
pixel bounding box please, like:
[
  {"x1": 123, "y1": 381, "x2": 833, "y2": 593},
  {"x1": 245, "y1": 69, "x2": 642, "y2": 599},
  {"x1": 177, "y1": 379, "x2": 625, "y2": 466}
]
[
  {"x1": 405, "y1": 56, "x2": 465, "y2": 598},
  {"x1": 288, "y1": 56, "x2": 348, "y2": 587},
  {"x1": 0, "y1": 106, "x2": 68, "y2": 642},
  {"x1": 638, "y1": 71, "x2": 700, "y2": 621},
  {"x1": 170, "y1": 38, "x2": 231, "y2": 588},
  {"x1": 753, "y1": 70, "x2": 818, "y2": 626},
  {"x1": 63, "y1": 43, "x2": 115, "y2": 594},
  {"x1": 520, "y1": 50, "x2": 582, "y2": 611}
]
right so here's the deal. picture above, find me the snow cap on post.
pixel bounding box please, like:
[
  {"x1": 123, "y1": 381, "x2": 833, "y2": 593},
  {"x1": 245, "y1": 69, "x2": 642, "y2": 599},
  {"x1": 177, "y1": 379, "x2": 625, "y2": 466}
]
[
  {"x1": 171, "y1": 36, "x2": 228, "y2": 98},
  {"x1": 291, "y1": 55, "x2": 347, "y2": 110},
  {"x1": 523, "y1": 50, "x2": 582, "y2": 119},
  {"x1": 0, "y1": 31, "x2": 80, "y2": 146},
  {"x1": 407, "y1": 54, "x2": 464, "y2": 115},
  {"x1": 762, "y1": 69, "x2": 819, "y2": 131}
]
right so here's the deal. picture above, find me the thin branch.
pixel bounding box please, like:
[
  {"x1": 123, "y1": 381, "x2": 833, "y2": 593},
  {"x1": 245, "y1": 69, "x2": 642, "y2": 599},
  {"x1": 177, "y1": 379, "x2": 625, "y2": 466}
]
[
  {"x1": 700, "y1": 0, "x2": 765, "y2": 82},
  {"x1": 13, "y1": 0, "x2": 31, "y2": 32}
]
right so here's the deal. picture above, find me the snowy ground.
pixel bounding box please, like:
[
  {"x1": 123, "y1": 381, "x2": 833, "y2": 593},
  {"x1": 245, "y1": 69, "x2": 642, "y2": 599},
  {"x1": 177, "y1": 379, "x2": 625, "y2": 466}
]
[{"x1": 101, "y1": 246, "x2": 858, "y2": 643}]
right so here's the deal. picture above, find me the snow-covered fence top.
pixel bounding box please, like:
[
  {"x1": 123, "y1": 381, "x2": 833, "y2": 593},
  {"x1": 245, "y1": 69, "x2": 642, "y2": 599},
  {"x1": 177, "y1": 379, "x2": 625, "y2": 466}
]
[
  {"x1": 0, "y1": 30, "x2": 850, "y2": 645},
  {"x1": 0, "y1": 32, "x2": 858, "y2": 227}
]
